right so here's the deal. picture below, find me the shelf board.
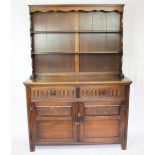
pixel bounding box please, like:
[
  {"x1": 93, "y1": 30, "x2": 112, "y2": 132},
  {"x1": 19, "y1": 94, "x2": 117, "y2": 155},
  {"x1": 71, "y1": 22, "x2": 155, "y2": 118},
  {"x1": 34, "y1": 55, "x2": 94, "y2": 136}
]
[
  {"x1": 79, "y1": 51, "x2": 122, "y2": 54},
  {"x1": 32, "y1": 52, "x2": 75, "y2": 55},
  {"x1": 34, "y1": 71, "x2": 120, "y2": 77},
  {"x1": 31, "y1": 30, "x2": 122, "y2": 34},
  {"x1": 32, "y1": 51, "x2": 122, "y2": 55}
]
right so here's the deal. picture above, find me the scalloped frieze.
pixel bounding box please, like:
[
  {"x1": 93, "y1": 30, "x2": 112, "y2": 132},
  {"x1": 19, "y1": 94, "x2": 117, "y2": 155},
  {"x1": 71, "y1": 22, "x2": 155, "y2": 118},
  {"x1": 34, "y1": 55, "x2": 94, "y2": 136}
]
[
  {"x1": 29, "y1": 5, "x2": 124, "y2": 13},
  {"x1": 80, "y1": 86, "x2": 125, "y2": 98},
  {"x1": 31, "y1": 87, "x2": 76, "y2": 99}
]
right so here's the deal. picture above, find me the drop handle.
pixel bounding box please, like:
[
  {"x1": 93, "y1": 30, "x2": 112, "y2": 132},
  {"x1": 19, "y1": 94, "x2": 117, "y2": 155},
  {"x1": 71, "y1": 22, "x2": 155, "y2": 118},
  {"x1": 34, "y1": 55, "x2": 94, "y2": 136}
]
[
  {"x1": 73, "y1": 117, "x2": 80, "y2": 125},
  {"x1": 77, "y1": 112, "x2": 84, "y2": 122},
  {"x1": 72, "y1": 113, "x2": 84, "y2": 124},
  {"x1": 77, "y1": 112, "x2": 81, "y2": 122},
  {"x1": 72, "y1": 113, "x2": 80, "y2": 122},
  {"x1": 78, "y1": 112, "x2": 80, "y2": 118}
]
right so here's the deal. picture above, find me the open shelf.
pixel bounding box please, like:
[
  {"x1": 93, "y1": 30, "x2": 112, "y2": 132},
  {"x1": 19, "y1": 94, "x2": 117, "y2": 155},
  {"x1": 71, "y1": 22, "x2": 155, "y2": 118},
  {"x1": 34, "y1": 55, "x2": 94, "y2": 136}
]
[
  {"x1": 32, "y1": 51, "x2": 122, "y2": 55},
  {"x1": 33, "y1": 71, "x2": 121, "y2": 77},
  {"x1": 30, "y1": 9, "x2": 123, "y2": 78},
  {"x1": 32, "y1": 33, "x2": 122, "y2": 53}
]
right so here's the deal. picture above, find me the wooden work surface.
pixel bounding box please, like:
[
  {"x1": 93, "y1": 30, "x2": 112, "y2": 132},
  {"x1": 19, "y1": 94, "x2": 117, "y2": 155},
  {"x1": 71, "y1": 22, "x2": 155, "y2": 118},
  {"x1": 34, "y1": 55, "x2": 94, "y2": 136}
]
[{"x1": 24, "y1": 76, "x2": 131, "y2": 85}]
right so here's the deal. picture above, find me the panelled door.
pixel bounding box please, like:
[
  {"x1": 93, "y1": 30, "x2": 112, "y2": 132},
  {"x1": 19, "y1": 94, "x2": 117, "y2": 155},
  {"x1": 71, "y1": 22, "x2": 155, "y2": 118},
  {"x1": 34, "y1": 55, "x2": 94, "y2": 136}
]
[
  {"x1": 78, "y1": 101, "x2": 121, "y2": 143},
  {"x1": 32, "y1": 101, "x2": 121, "y2": 144},
  {"x1": 34, "y1": 101, "x2": 78, "y2": 144}
]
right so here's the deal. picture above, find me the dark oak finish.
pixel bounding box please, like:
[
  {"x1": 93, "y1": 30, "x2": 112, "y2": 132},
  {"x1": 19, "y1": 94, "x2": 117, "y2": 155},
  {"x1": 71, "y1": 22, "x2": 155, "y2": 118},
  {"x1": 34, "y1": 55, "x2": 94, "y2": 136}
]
[{"x1": 24, "y1": 4, "x2": 132, "y2": 152}]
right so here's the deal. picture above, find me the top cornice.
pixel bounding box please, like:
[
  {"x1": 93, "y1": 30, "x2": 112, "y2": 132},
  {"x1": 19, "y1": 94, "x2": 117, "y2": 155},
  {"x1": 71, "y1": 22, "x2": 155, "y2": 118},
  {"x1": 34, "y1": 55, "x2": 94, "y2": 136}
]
[{"x1": 29, "y1": 4, "x2": 124, "y2": 13}]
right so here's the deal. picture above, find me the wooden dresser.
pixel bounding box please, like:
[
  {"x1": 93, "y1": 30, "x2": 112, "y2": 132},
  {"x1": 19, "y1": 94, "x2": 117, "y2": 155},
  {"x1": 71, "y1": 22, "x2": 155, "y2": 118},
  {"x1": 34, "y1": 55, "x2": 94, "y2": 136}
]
[{"x1": 24, "y1": 4, "x2": 132, "y2": 152}]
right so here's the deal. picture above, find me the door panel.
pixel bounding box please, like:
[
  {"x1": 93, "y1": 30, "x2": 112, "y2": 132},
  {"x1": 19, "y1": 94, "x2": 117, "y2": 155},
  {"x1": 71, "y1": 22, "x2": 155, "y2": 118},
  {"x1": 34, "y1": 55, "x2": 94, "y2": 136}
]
[
  {"x1": 79, "y1": 102, "x2": 121, "y2": 143},
  {"x1": 83, "y1": 116, "x2": 120, "y2": 138},
  {"x1": 36, "y1": 116, "x2": 76, "y2": 142},
  {"x1": 35, "y1": 102, "x2": 77, "y2": 143}
]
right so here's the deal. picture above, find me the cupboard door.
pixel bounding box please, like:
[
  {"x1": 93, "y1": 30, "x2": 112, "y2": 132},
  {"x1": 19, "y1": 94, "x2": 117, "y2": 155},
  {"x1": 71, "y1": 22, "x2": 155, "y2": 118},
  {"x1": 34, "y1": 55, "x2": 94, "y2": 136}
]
[
  {"x1": 35, "y1": 102, "x2": 78, "y2": 144},
  {"x1": 79, "y1": 102, "x2": 120, "y2": 143}
]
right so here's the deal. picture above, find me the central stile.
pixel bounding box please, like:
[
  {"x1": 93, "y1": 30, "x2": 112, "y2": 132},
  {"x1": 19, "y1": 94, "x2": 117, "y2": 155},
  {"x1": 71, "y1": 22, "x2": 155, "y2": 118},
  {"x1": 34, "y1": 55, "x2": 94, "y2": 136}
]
[{"x1": 74, "y1": 11, "x2": 80, "y2": 72}]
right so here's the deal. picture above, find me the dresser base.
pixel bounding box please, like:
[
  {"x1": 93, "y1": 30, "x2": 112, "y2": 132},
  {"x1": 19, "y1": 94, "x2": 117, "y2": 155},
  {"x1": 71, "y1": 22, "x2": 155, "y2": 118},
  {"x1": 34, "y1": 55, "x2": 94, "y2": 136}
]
[{"x1": 24, "y1": 77, "x2": 131, "y2": 152}]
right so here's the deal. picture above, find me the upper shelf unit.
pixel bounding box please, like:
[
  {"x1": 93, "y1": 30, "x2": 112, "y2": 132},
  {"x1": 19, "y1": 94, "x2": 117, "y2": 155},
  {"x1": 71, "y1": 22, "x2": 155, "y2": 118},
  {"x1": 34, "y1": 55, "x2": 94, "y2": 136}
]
[{"x1": 29, "y1": 4, "x2": 124, "y2": 77}]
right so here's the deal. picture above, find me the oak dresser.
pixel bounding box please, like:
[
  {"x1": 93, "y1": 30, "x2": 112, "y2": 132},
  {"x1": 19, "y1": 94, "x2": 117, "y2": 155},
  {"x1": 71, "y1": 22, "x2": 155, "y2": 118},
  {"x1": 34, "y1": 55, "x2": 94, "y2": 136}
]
[{"x1": 24, "y1": 4, "x2": 132, "y2": 152}]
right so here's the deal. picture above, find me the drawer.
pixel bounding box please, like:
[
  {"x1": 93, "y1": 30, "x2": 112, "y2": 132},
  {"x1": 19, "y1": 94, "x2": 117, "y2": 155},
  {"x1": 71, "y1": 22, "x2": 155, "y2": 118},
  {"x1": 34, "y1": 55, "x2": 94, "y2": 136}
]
[
  {"x1": 80, "y1": 86, "x2": 125, "y2": 99},
  {"x1": 35, "y1": 102, "x2": 72, "y2": 116},
  {"x1": 31, "y1": 86, "x2": 76, "y2": 100},
  {"x1": 84, "y1": 101, "x2": 121, "y2": 116}
]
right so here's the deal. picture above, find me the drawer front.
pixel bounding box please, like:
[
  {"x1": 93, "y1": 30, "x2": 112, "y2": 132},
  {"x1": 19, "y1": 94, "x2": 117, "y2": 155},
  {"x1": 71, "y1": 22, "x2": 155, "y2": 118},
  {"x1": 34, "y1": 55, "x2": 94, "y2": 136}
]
[
  {"x1": 35, "y1": 102, "x2": 72, "y2": 116},
  {"x1": 80, "y1": 86, "x2": 125, "y2": 99},
  {"x1": 31, "y1": 86, "x2": 76, "y2": 100}
]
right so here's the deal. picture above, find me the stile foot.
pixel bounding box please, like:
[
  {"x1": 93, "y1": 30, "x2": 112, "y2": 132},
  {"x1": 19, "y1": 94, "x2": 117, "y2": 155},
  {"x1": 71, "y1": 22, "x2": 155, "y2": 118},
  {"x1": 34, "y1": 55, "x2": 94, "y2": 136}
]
[{"x1": 30, "y1": 145, "x2": 35, "y2": 152}]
